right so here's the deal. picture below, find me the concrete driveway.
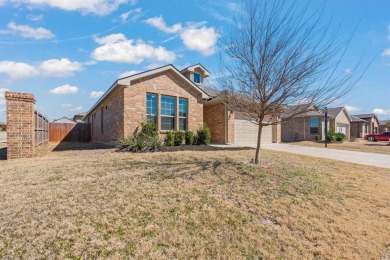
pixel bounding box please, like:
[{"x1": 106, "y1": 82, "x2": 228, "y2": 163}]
[
  {"x1": 0, "y1": 132, "x2": 6, "y2": 143},
  {"x1": 262, "y1": 143, "x2": 390, "y2": 169}
]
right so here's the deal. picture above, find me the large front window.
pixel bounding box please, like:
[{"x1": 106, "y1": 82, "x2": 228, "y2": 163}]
[
  {"x1": 310, "y1": 117, "x2": 319, "y2": 134},
  {"x1": 146, "y1": 93, "x2": 157, "y2": 124},
  {"x1": 161, "y1": 95, "x2": 176, "y2": 130},
  {"x1": 179, "y1": 98, "x2": 187, "y2": 130}
]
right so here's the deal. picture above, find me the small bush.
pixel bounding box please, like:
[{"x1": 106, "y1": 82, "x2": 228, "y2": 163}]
[
  {"x1": 326, "y1": 131, "x2": 336, "y2": 143},
  {"x1": 314, "y1": 134, "x2": 320, "y2": 141},
  {"x1": 335, "y1": 132, "x2": 346, "y2": 142},
  {"x1": 174, "y1": 131, "x2": 185, "y2": 146},
  {"x1": 0, "y1": 125, "x2": 6, "y2": 131},
  {"x1": 194, "y1": 125, "x2": 211, "y2": 145},
  {"x1": 164, "y1": 131, "x2": 175, "y2": 146},
  {"x1": 184, "y1": 131, "x2": 194, "y2": 145},
  {"x1": 116, "y1": 121, "x2": 162, "y2": 152}
]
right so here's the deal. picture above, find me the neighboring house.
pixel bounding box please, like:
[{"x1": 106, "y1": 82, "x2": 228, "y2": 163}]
[
  {"x1": 351, "y1": 114, "x2": 380, "y2": 135},
  {"x1": 281, "y1": 106, "x2": 351, "y2": 141},
  {"x1": 73, "y1": 112, "x2": 87, "y2": 123},
  {"x1": 52, "y1": 117, "x2": 76, "y2": 124},
  {"x1": 379, "y1": 120, "x2": 390, "y2": 133},
  {"x1": 327, "y1": 107, "x2": 351, "y2": 139},
  {"x1": 350, "y1": 116, "x2": 369, "y2": 139},
  {"x1": 83, "y1": 64, "x2": 281, "y2": 145}
]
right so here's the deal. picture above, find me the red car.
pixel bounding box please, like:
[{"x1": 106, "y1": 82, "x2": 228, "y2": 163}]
[{"x1": 364, "y1": 132, "x2": 390, "y2": 142}]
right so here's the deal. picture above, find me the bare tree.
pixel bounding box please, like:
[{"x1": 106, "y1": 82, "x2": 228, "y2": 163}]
[{"x1": 218, "y1": 0, "x2": 365, "y2": 164}]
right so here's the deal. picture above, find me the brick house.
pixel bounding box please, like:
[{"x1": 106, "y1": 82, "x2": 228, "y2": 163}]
[
  {"x1": 350, "y1": 116, "x2": 369, "y2": 139},
  {"x1": 281, "y1": 106, "x2": 351, "y2": 141},
  {"x1": 351, "y1": 114, "x2": 380, "y2": 135},
  {"x1": 379, "y1": 120, "x2": 389, "y2": 133},
  {"x1": 83, "y1": 64, "x2": 281, "y2": 145}
]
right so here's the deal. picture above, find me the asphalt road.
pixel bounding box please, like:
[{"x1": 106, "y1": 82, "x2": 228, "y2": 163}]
[{"x1": 262, "y1": 143, "x2": 390, "y2": 169}]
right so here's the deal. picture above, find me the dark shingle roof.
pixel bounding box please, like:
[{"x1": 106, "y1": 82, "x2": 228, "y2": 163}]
[
  {"x1": 327, "y1": 107, "x2": 344, "y2": 118},
  {"x1": 352, "y1": 113, "x2": 375, "y2": 119}
]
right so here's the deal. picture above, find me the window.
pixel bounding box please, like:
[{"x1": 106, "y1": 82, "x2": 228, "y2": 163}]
[
  {"x1": 193, "y1": 72, "x2": 201, "y2": 84},
  {"x1": 179, "y1": 98, "x2": 187, "y2": 130},
  {"x1": 146, "y1": 93, "x2": 157, "y2": 124},
  {"x1": 309, "y1": 117, "x2": 319, "y2": 134},
  {"x1": 161, "y1": 95, "x2": 175, "y2": 130}
]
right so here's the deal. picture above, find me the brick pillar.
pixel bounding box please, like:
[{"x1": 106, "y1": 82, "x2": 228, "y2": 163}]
[{"x1": 5, "y1": 92, "x2": 35, "y2": 159}]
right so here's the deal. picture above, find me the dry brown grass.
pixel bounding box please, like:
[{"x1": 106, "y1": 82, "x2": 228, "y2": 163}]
[
  {"x1": 0, "y1": 142, "x2": 389, "y2": 259},
  {"x1": 290, "y1": 139, "x2": 390, "y2": 155}
]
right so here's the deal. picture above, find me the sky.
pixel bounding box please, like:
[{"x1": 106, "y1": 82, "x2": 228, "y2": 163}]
[{"x1": 0, "y1": 0, "x2": 389, "y2": 122}]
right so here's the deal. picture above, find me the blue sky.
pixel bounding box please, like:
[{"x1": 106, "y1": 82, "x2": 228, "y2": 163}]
[{"x1": 0, "y1": 0, "x2": 389, "y2": 122}]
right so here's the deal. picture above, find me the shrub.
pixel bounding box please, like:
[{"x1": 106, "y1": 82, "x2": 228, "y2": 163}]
[
  {"x1": 184, "y1": 131, "x2": 194, "y2": 145},
  {"x1": 164, "y1": 131, "x2": 175, "y2": 146},
  {"x1": 174, "y1": 131, "x2": 185, "y2": 146},
  {"x1": 326, "y1": 131, "x2": 336, "y2": 143},
  {"x1": 335, "y1": 132, "x2": 346, "y2": 142},
  {"x1": 314, "y1": 134, "x2": 320, "y2": 141},
  {"x1": 194, "y1": 125, "x2": 211, "y2": 145},
  {"x1": 116, "y1": 121, "x2": 162, "y2": 152},
  {"x1": 0, "y1": 125, "x2": 6, "y2": 131}
]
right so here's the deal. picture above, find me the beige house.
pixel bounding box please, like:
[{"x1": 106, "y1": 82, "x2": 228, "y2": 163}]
[
  {"x1": 281, "y1": 106, "x2": 351, "y2": 141},
  {"x1": 351, "y1": 114, "x2": 380, "y2": 135},
  {"x1": 83, "y1": 64, "x2": 281, "y2": 145}
]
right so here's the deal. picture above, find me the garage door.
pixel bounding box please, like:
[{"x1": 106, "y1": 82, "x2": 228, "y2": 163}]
[{"x1": 234, "y1": 119, "x2": 273, "y2": 146}]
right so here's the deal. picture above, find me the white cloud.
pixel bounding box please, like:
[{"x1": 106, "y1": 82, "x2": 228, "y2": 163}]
[
  {"x1": 61, "y1": 104, "x2": 72, "y2": 107},
  {"x1": 27, "y1": 14, "x2": 43, "y2": 21},
  {"x1": 345, "y1": 105, "x2": 360, "y2": 112},
  {"x1": 0, "y1": 61, "x2": 39, "y2": 79},
  {"x1": 89, "y1": 91, "x2": 104, "y2": 99},
  {"x1": 372, "y1": 108, "x2": 390, "y2": 115},
  {"x1": 180, "y1": 26, "x2": 219, "y2": 56},
  {"x1": 50, "y1": 84, "x2": 79, "y2": 94},
  {"x1": 92, "y1": 34, "x2": 176, "y2": 64},
  {"x1": 0, "y1": 88, "x2": 10, "y2": 105},
  {"x1": 382, "y1": 48, "x2": 390, "y2": 57},
  {"x1": 94, "y1": 33, "x2": 127, "y2": 44},
  {"x1": 120, "y1": 8, "x2": 143, "y2": 23},
  {"x1": 7, "y1": 22, "x2": 54, "y2": 39},
  {"x1": 7, "y1": 0, "x2": 129, "y2": 16},
  {"x1": 40, "y1": 58, "x2": 83, "y2": 77},
  {"x1": 70, "y1": 106, "x2": 83, "y2": 111},
  {"x1": 119, "y1": 70, "x2": 140, "y2": 78},
  {"x1": 145, "y1": 16, "x2": 182, "y2": 34}
]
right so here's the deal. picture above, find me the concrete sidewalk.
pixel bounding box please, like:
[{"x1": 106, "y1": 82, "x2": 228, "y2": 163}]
[{"x1": 262, "y1": 143, "x2": 390, "y2": 169}]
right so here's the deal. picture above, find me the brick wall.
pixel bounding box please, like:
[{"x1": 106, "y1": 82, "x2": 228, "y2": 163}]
[
  {"x1": 204, "y1": 102, "x2": 226, "y2": 143},
  {"x1": 5, "y1": 92, "x2": 35, "y2": 159},
  {"x1": 281, "y1": 116, "x2": 324, "y2": 141},
  {"x1": 123, "y1": 70, "x2": 204, "y2": 139}
]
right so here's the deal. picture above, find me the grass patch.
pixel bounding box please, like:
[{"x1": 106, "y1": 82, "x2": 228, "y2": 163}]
[{"x1": 0, "y1": 142, "x2": 389, "y2": 258}]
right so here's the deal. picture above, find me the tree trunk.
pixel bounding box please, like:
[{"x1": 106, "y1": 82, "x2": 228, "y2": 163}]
[{"x1": 254, "y1": 123, "x2": 263, "y2": 164}]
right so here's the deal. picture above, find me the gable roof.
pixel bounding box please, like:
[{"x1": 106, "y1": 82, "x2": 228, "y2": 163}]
[
  {"x1": 327, "y1": 107, "x2": 351, "y2": 121},
  {"x1": 84, "y1": 64, "x2": 210, "y2": 119},
  {"x1": 181, "y1": 64, "x2": 211, "y2": 77},
  {"x1": 350, "y1": 115, "x2": 368, "y2": 123},
  {"x1": 352, "y1": 113, "x2": 380, "y2": 124},
  {"x1": 52, "y1": 117, "x2": 75, "y2": 124}
]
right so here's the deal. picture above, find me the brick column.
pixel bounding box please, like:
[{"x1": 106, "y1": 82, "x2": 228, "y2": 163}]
[{"x1": 5, "y1": 92, "x2": 36, "y2": 159}]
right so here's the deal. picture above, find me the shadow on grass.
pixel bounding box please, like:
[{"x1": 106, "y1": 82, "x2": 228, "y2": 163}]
[
  {"x1": 52, "y1": 142, "x2": 114, "y2": 152},
  {"x1": 363, "y1": 143, "x2": 389, "y2": 147}
]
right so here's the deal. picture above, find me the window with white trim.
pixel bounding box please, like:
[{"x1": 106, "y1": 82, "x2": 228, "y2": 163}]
[
  {"x1": 179, "y1": 98, "x2": 187, "y2": 131},
  {"x1": 146, "y1": 93, "x2": 157, "y2": 125},
  {"x1": 161, "y1": 95, "x2": 175, "y2": 130}
]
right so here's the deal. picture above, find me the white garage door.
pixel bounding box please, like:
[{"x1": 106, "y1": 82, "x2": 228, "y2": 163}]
[{"x1": 234, "y1": 119, "x2": 273, "y2": 146}]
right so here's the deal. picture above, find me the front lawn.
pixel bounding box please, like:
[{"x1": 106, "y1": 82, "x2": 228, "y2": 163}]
[{"x1": 0, "y1": 143, "x2": 389, "y2": 259}]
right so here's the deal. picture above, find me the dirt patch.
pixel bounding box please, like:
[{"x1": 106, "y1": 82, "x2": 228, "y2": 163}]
[{"x1": 0, "y1": 142, "x2": 389, "y2": 259}]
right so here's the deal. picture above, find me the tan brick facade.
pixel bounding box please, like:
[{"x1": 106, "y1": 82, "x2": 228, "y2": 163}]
[
  {"x1": 5, "y1": 92, "x2": 35, "y2": 159},
  {"x1": 282, "y1": 116, "x2": 324, "y2": 141},
  {"x1": 203, "y1": 101, "x2": 235, "y2": 144},
  {"x1": 86, "y1": 70, "x2": 204, "y2": 143}
]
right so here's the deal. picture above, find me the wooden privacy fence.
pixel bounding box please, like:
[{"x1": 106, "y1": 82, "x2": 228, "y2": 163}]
[
  {"x1": 35, "y1": 110, "x2": 49, "y2": 146},
  {"x1": 49, "y1": 123, "x2": 91, "y2": 142}
]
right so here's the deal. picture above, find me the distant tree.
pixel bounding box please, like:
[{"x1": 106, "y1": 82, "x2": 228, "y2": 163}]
[{"x1": 218, "y1": 0, "x2": 366, "y2": 164}]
